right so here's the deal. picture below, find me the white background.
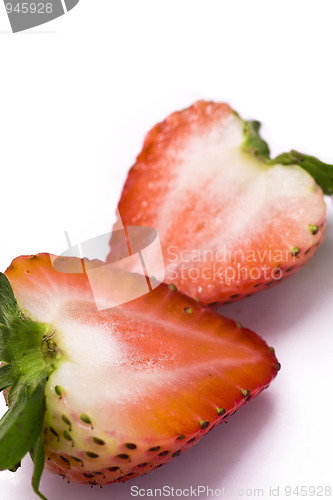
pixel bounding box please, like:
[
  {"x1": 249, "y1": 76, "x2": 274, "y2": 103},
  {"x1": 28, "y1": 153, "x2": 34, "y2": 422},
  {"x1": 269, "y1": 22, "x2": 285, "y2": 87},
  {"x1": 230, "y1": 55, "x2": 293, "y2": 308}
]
[{"x1": 1, "y1": 1, "x2": 333, "y2": 499}]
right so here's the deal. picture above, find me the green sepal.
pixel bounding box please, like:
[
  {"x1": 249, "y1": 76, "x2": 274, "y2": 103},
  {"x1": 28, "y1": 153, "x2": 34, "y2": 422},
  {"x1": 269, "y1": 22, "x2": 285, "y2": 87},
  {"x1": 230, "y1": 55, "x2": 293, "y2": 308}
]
[
  {"x1": 0, "y1": 324, "x2": 14, "y2": 363},
  {"x1": 0, "y1": 363, "x2": 16, "y2": 392},
  {"x1": 8, "y1": 461, "x2": 21, "y2": 472},
  {"x1": 0, "y1": 273, "x2": 19, "y2": 327},
  {"x1": 31, "y1": 432, "x2": 48, "y2": 500},
  {"x1": 1, "y1": 317, "x2": 49, "y2": 365},
  {"x1": 0, "y1": 379, "x2": 46, "y2": 470},
  {"x1": 0, "y1": 271, "x2": 58, "y2": 500},
  {"x1": 241, "y1": 118, "x2": 333, "y2": 195}
]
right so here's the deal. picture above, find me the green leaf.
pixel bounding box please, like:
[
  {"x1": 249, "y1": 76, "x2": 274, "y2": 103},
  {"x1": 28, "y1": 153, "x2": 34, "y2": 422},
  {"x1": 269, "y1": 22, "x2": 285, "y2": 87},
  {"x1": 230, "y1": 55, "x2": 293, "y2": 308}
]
[
  {"x1": 0, "y1": 363, "x2": 15, "y2": 392},
  {"x1": 0, "y1": 273, "x2": 19, "y2": 326},
  {"x1": 31, "y1": 433, "x2": 48, "y2": 500},
  {"x1": 270, "y1": 150, "x2": 333, "y2": 195},
  {"x1": 0, "y1": 378, "x2": 46, "y2": 470}
]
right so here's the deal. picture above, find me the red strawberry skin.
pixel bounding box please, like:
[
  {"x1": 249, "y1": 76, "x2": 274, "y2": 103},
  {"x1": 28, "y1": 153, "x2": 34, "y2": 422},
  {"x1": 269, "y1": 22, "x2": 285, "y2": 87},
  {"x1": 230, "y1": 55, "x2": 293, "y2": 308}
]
[
  {"x1": 4, "y1": 253, "x2": 279, "y2": 486},
  {"x1": 111, "y1": 101, "x2": 326, "y2": 305}
]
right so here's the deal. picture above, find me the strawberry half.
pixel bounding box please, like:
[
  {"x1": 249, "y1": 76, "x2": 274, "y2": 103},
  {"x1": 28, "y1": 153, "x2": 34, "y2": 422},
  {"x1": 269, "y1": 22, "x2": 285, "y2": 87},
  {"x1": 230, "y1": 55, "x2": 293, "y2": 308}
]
[
  {"x1": 111, "y1": 101, "x2": 332, "y2": 305},
  {"x1": 0, "y1": 253, "x2": 279, "y2": 499}
]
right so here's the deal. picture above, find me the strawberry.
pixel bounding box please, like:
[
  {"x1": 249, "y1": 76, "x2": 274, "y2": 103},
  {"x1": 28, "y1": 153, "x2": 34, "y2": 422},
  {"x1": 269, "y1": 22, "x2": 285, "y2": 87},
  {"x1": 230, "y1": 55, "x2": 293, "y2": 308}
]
[
  {"x1": 0, "y1": 253, "x2": 279, "y2": 499},
  {"x1": 111, "y1": 100, "x2": 332, "y2": 305}
]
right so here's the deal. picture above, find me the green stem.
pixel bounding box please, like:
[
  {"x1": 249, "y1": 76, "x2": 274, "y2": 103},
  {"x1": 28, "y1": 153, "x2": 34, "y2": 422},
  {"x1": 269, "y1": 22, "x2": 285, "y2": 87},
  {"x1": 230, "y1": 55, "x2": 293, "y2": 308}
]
[
  {"x1": 270, "y1": 150, "x2": 333, "y2": 195},
  {"x1": 242, "y1": 119, "x2": 333, "y2": 195}
]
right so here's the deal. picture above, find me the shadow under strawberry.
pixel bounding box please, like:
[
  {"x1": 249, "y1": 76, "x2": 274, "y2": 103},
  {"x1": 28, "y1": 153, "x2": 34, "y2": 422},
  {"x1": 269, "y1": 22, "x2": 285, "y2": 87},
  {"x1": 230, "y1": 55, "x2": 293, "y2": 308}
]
[{"x1": 120, "y1": 393, "x2": 276, "y2": 497}]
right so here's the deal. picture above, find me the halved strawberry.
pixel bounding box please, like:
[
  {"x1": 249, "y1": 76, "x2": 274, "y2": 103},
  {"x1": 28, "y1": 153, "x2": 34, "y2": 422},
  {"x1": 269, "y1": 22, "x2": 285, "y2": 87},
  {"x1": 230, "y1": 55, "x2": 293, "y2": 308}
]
[
  {"x1": 111, "y1": 101, "x2": 332, "y2": 304},
  {"x1": 0, "y1": 253, "x2": 279, "y2": 499}
]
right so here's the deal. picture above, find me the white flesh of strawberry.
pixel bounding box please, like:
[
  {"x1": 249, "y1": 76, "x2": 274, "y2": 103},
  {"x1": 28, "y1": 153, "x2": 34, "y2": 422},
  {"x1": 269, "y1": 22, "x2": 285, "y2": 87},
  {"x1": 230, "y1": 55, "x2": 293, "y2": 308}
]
[{"x1": 156, "y1": 112, "x2": 325, "y2": 250}]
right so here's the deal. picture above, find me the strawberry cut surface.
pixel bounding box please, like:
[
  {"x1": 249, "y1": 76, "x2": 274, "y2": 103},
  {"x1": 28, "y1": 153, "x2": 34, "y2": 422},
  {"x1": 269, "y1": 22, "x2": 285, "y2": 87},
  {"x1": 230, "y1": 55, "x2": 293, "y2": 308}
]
[
  {"x1": 0, "y1": 253, "x2": 279, "y2": 497},
  {"x1": 112, "y1": 101, "x2": 330, "y2": 304}
]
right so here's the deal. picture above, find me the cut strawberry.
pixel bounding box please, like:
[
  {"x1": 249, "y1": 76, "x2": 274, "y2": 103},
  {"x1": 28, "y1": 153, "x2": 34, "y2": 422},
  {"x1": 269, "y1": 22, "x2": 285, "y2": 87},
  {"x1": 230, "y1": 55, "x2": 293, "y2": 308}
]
[
  {"x1": 111, "y1": 101, "x2": 332, "y2": 304},
  {"x1": 0, "y1": 253, "x2": 279, "y2": 499}
]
